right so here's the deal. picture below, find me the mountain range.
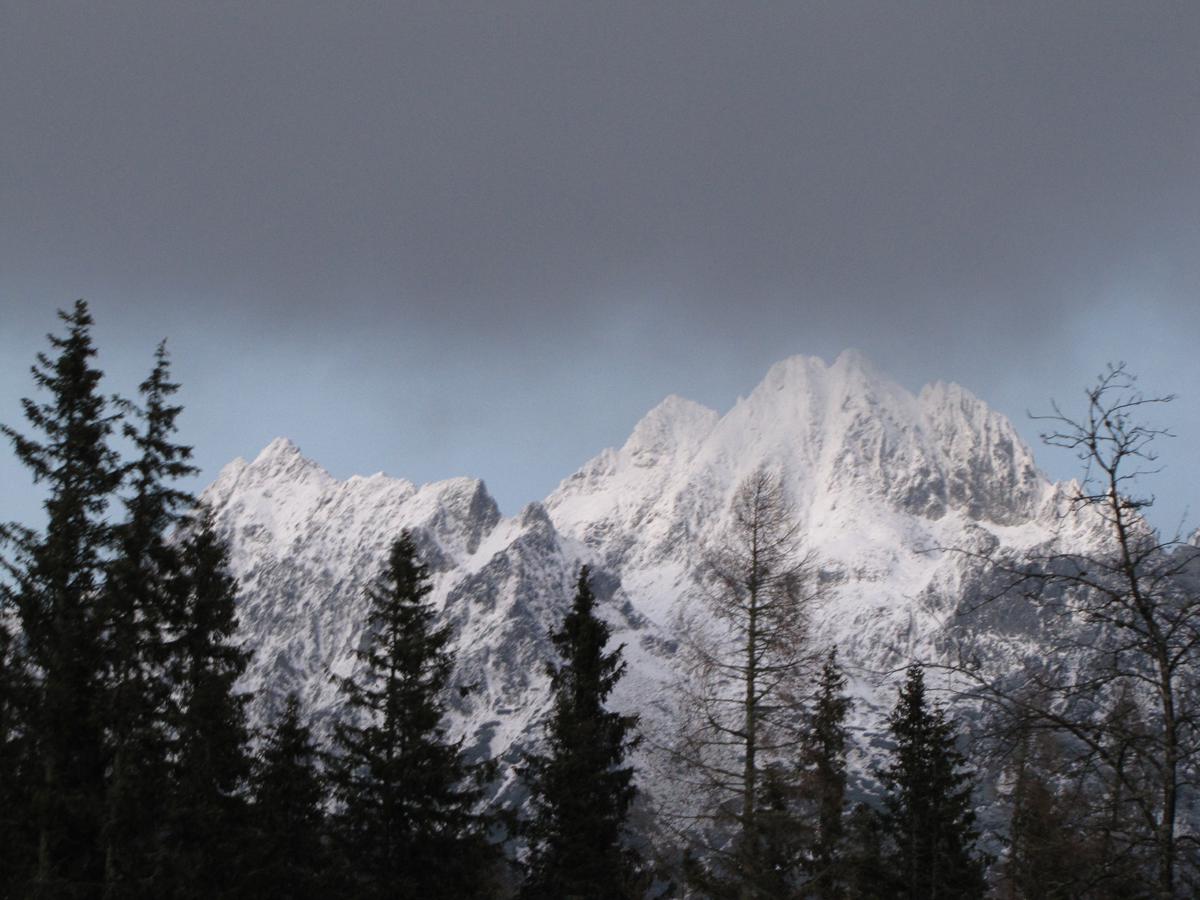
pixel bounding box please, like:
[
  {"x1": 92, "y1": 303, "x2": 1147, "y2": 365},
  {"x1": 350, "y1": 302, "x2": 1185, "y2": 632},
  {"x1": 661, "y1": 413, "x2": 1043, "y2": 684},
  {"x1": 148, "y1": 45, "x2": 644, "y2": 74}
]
[{"x1": 202, "y1": 350, "x2": 1094, "y2": 809}]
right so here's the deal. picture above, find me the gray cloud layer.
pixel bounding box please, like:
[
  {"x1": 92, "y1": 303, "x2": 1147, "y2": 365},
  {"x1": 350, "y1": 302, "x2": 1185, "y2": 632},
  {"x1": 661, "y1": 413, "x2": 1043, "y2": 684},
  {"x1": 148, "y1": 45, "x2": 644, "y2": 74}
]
[{"x1": 3, "y1": 3, "x2": 1198, "y2": 529}]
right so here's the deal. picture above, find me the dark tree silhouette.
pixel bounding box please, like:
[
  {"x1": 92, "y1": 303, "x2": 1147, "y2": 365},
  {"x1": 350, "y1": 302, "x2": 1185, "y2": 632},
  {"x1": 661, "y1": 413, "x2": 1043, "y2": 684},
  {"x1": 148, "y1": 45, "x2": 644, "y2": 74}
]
[
  {"x1": 878, "y1": 664, "x2": 986, "y2": 900},
  {"x1": 327, "y1": 531, "x2": 498, "y2": 899},
  {"x1": 0, "y1": 606, "x2": 36, "y2": 895},
  {"x1": 1, "y1": 300, "x2": 121, "y2": 894},
  {"x1": 100, "y1": 342, "x2": 197, "y2": 897},
  {"x1": 246, "y1": 694, "x2": 329, "y2": 899},
  {"x1": 520, "y1": 566, "x2": 645, "y2": 899},
  {"x1": 796, "y1": 648, "x2": 852, "y2": 898},
  {"x1": 996, "y1": 729, "x2": 1140, "y2": 900},
  {"x1": 157, "y1": 516, "x2": 254, "y2": 898},
  {"x1": 841, "y1": 803, "x2": 890, "y2": 900}
]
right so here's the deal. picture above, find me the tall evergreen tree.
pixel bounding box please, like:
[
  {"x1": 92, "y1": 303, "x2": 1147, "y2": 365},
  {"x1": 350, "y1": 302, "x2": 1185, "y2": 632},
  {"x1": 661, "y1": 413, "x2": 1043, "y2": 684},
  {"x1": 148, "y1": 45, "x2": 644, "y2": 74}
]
[
  {"x1": 327, "y1": 530, "x2": 498, "y2": 899},
  {"x1": 1, "y1": 299, "x2": 122, "y2": 895},
  {"x1": 246, "y1": 694, "x2": 328, "y2": 900},
  {"x1": 520, "y1": 566, "x2": 644, "y2": 900},
  {"x1": 100, "y1": 342, "x2": 197, "y2": 897},
  {"x1": 157, "y1": 515, "x2": 253, "y2": 898},
  {"x1": 0, "y1": 611, "x2": 36, "y2": 895},
  {"x1": 797, "y1": 648, "x2": 851, "y2": 899},
  {"x1": 878, "y1": 664, "x2": 986, "y2": 900}
]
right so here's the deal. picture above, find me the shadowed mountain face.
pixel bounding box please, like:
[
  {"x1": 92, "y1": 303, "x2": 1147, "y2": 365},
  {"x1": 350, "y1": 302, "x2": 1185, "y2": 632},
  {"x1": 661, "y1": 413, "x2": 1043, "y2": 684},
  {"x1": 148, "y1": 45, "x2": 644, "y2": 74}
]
[{"x1": 202, "y1": 352, "x2": 1088, "y2": 806}]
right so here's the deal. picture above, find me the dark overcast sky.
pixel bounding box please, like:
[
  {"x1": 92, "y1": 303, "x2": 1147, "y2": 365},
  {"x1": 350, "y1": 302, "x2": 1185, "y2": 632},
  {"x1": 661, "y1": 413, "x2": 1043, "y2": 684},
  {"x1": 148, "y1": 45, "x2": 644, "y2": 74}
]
[{"x1": 3, "y1": 2, "x2": 1198, "y2": 531}]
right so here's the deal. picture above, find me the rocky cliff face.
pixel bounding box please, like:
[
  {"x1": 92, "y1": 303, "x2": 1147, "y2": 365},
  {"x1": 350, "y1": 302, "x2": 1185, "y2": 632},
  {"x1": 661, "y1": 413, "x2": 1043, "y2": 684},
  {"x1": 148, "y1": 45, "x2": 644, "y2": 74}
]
[{"x1": 201, "y1": 351, "x2": 1088, "y2": 802}]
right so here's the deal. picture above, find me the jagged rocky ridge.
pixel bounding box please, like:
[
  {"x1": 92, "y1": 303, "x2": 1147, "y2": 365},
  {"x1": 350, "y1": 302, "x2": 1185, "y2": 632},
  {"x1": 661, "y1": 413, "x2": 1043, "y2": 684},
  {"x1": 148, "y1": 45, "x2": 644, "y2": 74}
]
[{"x1": 201, "y1": 351, "x2": 1094, "y2": 807}]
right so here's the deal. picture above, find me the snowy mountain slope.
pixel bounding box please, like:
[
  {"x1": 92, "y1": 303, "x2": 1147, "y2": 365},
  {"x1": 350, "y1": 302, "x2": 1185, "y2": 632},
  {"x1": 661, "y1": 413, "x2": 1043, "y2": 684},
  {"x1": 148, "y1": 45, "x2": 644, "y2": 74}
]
[
  {"x1": 202, "y1": 351, "x2": 1098, "y2": 808},
  {"x1": 201, "y1": 437, "x2": 662, "y2": 805},
  {"x1": 546, "y1": 352, "x2": 1059, "y2": 674}
]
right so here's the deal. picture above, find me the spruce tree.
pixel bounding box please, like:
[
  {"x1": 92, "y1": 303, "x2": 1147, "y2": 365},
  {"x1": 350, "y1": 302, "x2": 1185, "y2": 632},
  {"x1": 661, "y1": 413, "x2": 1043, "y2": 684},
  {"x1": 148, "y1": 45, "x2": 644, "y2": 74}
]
[
  {"x1": 520, "y1": 566, "x2": 644, "y2": 900},
  {"x1": 246, "y1": 694, "x2": 328, "y2": 899},
  {"x1": 327, "y1": 530, "x2": 497, "y2": 899},
  {"x1": 1, "y1": 299, "x2": 122, "y2": 894},
  {"x1": 878, "y1": 664, "x2": 986, "y2": 900},
  {"x1": 157, "y1": 515, "x2": 253, "y2": 897},
  {"x1": 100, "y1": 342, "x2": 197, "y2": 897},
  {"x1": 797, "y1": 647, "x2": 851, "y2": 899},
  {"x1": 0, "y1": 613, "x2": 36, "y2": 895}
]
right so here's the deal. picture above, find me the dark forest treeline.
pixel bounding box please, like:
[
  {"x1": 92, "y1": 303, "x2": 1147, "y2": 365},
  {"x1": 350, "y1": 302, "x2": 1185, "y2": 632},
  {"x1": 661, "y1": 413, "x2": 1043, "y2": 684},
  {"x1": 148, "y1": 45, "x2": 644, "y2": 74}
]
[{"x1": 1, "y1": 303, "x2": 1196, "y2": 898}]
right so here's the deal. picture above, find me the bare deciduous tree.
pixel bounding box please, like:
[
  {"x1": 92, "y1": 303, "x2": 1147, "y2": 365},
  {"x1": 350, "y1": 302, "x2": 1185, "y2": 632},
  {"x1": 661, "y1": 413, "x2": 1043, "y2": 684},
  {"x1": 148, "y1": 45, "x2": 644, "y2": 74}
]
[
  {"x1": 945, "y1": 364, "x2": 1200, "y2": 899},
  {"x1": 666, "y1": 468, "x2": 823, "y2": 896}
]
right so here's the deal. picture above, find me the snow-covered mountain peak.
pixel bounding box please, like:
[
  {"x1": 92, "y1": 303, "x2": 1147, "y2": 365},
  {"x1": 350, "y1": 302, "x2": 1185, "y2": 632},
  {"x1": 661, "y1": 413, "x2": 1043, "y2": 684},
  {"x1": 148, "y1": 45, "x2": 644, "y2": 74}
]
[
  {"x1": 727, "y1": 351, "x2": 916, "y2": 452},
  {"x1": 546, "y1": 352, "x2": 1056, "y2": 592},
  {"x1": 222, "y1": 436, "x2": 336, "y2": 493},
  {"x1": 518, "y1": 500, "x2": 554, "y2": 531},
  {"x1": 201, "y1": 445, "x2": 562, "y2": 735},
  {"x1": 254, "y1": 435, "x2": 304, "y2": 464},
  {"x1": 915, "y1": 381, "x2": 1046, "y2": 524},
  {"x1": 623, "y1": 394, "x2": 719, "y2": 462},
  {"x1": 756, "y1": 352, "x2": 831, "y2": 391},
  {"x1": 203, "y1": 439, "x2": 337, "y2": 546},
  {"x1": 720, "y1": 355, "x2": 1046, "y2": 524},
  {"x1": 919, "y1": 380, "x2": 1007, "y2": 432},
  {"x1": 831, "y1": 346, "x2": 874, "y2": 371},
  {"x1": 409, "y1": 477, "x2": 502, "y2": 557},
  {"x1": 750, "y1": 349, "x2": 881, "y2": 404},
  {"x1": 204, "y1": 437, "x2": 510, "y2": 572}
]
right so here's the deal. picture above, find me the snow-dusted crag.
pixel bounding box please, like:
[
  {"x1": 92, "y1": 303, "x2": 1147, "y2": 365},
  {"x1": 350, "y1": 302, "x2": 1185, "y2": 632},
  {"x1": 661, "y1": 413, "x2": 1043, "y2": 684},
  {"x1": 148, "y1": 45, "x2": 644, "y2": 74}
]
[{"x1": 202, "y1": 351, "x2": 1079, "y2": 799}]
